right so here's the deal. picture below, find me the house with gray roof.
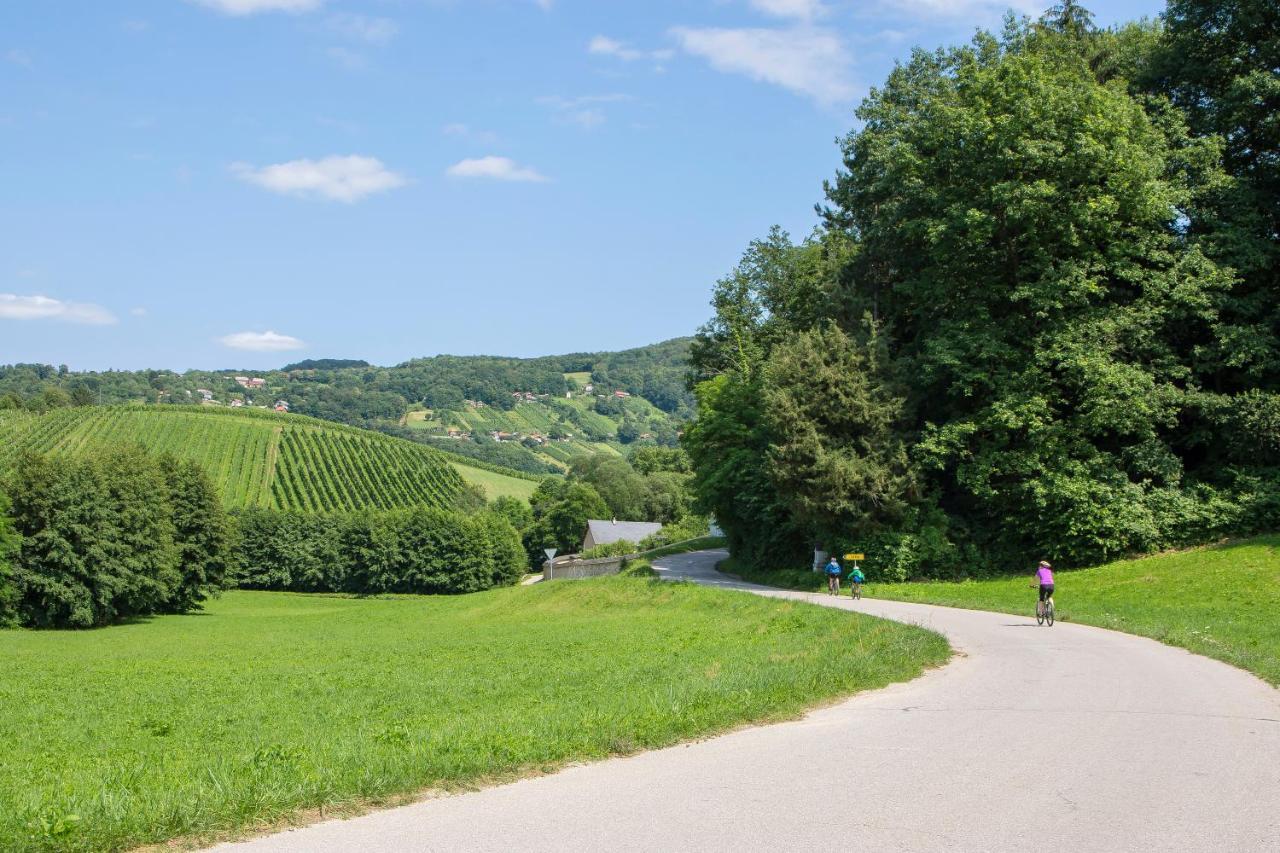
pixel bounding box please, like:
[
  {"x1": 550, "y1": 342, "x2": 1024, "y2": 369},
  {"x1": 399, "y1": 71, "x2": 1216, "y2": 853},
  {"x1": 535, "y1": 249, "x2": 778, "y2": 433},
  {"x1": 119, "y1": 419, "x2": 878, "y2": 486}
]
[{"x1": 583, "y1": 519, "x2": 663, "y2": 552}]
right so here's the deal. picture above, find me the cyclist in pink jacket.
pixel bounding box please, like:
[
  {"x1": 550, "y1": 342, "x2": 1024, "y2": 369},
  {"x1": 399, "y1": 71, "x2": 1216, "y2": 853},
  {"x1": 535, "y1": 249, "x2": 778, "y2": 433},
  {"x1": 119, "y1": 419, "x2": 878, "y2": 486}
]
[{"x1": 1033, "y1": 560, "x2": 1055, "y2": 618}]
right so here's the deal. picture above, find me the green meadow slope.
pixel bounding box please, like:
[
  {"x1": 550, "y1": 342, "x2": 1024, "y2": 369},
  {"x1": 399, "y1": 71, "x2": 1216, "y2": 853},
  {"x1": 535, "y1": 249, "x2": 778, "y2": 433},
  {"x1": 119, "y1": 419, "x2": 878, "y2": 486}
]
[
  {"x1": 0, "y1": 579, "x2": 946, "y2": 852},
  {"x1": 874, "y1": 537, "x2": 1280, "y2": 685},
  {"x1": 0, "y1": 405, "x2": 473, "y2": 513}
]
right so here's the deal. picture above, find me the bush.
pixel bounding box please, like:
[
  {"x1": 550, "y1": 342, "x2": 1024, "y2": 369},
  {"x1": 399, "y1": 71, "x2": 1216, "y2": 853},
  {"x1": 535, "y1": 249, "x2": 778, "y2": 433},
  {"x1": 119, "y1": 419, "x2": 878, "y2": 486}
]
[
  {"x1": 234, "y1": 506, "x2": 524, "y2": 595},
  {"x1": 7, "y1": 448, "x2": 231, "y2": 628},
  {"x1": 639, "y1": 516, "x2": 709, "y2": 550},
  {"x1": 0, "y1": 490, "x2": 18, "y2": 627},
  {"x1": 581, "y1": 540, "x2": 638, "y2": 559}
]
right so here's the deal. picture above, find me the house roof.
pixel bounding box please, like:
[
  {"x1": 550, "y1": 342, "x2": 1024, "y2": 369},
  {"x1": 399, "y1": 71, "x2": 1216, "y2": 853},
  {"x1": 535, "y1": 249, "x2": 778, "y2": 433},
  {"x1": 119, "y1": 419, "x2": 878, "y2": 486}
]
[{"x1": 584, "y1": 519, "x2": 663, "y2": 547}]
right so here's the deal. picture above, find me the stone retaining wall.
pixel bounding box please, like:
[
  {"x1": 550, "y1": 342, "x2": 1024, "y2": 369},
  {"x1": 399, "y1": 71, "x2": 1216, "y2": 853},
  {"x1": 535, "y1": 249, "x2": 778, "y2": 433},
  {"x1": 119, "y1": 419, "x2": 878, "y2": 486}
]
[{"x1": 542, "y1": 554, "x2": 627, "y2": 580}]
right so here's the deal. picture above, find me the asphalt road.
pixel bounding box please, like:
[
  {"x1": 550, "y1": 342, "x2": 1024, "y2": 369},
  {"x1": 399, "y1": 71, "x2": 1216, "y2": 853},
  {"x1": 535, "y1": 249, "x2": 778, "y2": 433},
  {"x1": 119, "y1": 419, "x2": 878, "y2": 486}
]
[{"x1": 215, "y1": 549, "x2": 1280, "y2": 852}]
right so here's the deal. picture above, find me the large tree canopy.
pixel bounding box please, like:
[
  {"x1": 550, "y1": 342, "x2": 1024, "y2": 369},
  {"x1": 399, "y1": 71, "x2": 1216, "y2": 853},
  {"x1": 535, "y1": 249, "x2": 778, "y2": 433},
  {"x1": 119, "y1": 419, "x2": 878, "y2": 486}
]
[{"x1": 687, "y1": 6, "x2": 1280, "y2": 577}]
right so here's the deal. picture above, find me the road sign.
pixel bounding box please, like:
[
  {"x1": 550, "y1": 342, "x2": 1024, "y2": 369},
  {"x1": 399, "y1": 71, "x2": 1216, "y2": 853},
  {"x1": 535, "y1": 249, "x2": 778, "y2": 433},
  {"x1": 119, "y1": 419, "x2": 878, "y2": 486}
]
[
  {"x1": 844, "y1": 553, "x2": 864, "y2": 561},
  {"x1": 544, "y1": 548, "x2": 557, "y2": 580}
]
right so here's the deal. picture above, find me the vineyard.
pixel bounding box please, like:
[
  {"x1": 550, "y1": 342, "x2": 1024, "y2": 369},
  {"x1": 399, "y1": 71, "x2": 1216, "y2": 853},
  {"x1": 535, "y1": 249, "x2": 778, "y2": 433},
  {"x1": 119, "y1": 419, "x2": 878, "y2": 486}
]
[
  {"x1": 0, "y1": 405, "x2": 470, "y2": 512},
  {"x1": 406, "y1": 394, "x2": 668, "y2": 470}
]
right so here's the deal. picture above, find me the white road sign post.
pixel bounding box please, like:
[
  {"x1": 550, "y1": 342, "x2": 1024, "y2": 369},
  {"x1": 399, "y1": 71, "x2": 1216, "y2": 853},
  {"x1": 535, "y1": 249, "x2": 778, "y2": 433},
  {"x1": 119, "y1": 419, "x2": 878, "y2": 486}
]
[{"x1": 544, "y1": 548, "x2": 557, "y2": 580}]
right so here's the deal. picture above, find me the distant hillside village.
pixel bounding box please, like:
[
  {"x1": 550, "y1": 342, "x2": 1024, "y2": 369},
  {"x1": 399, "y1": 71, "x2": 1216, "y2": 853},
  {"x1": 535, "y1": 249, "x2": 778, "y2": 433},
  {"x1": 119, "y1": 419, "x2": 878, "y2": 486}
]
[{"x1": 192, "y1": 377, "x2": 289, "y2": 412}]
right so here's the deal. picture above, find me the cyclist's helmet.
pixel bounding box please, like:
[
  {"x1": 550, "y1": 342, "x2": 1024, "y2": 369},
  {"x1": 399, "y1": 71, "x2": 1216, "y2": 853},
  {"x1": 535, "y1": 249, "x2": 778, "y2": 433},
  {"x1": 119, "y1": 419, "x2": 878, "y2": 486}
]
[{"x1": 1039, "y1": 560, "x2": 1051, "y2": 568}]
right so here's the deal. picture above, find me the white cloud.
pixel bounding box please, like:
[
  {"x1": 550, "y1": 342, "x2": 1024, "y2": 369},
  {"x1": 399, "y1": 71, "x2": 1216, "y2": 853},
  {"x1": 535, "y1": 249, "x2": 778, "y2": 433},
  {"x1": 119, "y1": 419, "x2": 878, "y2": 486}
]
[
  {"x1": 231, "y1": 155, "x2": 406, "y2": 202},
  {"x1": 327, "y1": 13, "x2": 397, "y2": 44},
  {"x1": 538, "y1": 93, "x2": 632, "y2": 129},
  {"x1": 0, "y1": 294, "x2": 117, "y2": 325},
  {"x1": 588, "y1": 35, "x2": 673, "y2": 63},
  {"x1": 445, "y1": 156, "x2": 548, "y2": 183},
  {"x1": 749, "y1": 0, "x2": 827, "y2": 21},
  {"x1": 671, "y1": 25, "x2": 855, "y2": 105},
  {"x1": 443, "y1": 123, "x2": 499, "y2": 145},
  {"x1": 189, "y1": 0, "x2": 322, "y2": 15},
  {"x1": 219, "y1": 330, "x2": 306, "y2": 352}
]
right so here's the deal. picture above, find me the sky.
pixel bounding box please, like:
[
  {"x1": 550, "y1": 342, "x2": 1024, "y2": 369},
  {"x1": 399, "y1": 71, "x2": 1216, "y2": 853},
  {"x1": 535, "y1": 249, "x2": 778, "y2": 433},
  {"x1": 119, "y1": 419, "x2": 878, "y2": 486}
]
[{"x1": 1, "y1": 0, "x2": 1164, "y2": 371}]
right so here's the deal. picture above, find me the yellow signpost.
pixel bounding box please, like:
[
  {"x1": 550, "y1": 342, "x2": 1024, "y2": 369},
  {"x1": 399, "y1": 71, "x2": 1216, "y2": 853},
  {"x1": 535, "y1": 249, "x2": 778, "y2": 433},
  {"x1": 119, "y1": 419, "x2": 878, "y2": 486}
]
[{"x1": 844, "y1": 553, "x2": 864, "y2": 561}]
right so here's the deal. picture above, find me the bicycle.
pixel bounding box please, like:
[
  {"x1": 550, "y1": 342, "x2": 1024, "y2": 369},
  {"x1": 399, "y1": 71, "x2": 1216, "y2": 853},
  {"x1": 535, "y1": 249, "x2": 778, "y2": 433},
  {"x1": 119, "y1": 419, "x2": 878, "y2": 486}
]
[
  {"x1": 1035, "y1": 593, "x2": 1055, "y2": 627},
  {"x1": 826, "y1": 573, "x2": 841, "y2": 596}
]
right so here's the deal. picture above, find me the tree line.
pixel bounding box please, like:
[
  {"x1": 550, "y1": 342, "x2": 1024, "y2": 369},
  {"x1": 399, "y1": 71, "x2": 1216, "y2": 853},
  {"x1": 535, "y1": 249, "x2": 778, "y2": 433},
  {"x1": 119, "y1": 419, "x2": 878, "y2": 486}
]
[
  {"x1": 686, "y1": 1, "x2": 1280, "y2": 578},
  {"x1": 0, "y1": 339, "x2": 695, "y2": 424},
  {"x1": 0, "y1": 448, "x2": 527, "y2": 628}
]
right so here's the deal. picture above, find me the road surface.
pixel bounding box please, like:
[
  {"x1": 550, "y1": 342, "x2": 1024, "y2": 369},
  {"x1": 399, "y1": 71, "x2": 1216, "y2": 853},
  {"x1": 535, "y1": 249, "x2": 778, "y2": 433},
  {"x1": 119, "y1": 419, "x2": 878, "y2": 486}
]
[{"x1": 215, "y1": 549, "x2": 1280, "y2": 852}]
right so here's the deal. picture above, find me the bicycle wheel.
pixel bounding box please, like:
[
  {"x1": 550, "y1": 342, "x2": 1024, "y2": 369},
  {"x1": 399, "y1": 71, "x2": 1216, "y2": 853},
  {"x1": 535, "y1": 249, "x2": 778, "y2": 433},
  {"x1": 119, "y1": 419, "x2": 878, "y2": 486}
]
[
  {"x1": 1046, "y1": 603, "x2": 1055, "y2": 627},
  {"x1": 1036, "y1": 604, "x2": 1045, "y2": 626}
]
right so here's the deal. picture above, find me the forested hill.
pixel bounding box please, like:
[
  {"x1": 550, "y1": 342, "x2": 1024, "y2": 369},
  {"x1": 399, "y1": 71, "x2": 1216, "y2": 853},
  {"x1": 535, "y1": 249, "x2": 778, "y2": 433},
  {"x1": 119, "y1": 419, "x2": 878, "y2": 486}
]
[{"x1": 0, "y1": 338, "x2": 693, "y2": 474}]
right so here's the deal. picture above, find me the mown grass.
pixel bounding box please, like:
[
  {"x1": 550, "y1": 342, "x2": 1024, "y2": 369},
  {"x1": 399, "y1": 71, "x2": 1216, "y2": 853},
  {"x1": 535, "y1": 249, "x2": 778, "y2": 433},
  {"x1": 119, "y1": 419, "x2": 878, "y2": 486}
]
[
  {"x1": 0, "y1": 580, "x2": 948, "y2": 852},
  {"x1": 450, "y1": 461, "x2": 540, "y2": 501},
  {"x1": 730, "y1": 537, "x2": 1280, "y2": 686}
]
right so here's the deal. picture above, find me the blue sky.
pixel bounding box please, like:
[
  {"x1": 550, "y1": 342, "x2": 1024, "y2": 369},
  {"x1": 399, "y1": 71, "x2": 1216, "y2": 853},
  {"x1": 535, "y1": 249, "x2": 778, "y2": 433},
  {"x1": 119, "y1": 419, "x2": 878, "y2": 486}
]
[{"x1": 1, "y1": 0, "x2": 1163, "y2": 371}]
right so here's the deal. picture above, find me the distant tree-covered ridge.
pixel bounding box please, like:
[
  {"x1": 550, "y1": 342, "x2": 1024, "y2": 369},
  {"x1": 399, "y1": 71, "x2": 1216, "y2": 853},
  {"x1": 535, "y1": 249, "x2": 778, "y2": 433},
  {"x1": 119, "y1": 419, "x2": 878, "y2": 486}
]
[
  {"x1": 0, "y1": 339, "x2": 693, "y2": 471},
  {"x1": 279, "y1": 358, "x2": 371, "y2": 371}
]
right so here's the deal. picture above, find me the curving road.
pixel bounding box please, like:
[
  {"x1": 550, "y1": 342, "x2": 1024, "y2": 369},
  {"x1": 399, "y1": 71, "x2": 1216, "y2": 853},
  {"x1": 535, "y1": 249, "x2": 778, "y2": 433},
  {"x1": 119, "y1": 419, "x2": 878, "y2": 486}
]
[{"x1": 216, "y1": 550, "x2": 1280, "y2": 852}]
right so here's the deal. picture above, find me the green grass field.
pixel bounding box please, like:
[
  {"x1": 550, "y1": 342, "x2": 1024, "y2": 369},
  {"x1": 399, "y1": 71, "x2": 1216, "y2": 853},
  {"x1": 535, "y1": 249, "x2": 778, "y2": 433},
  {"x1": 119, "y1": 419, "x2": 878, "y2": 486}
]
[
  {"x1": 0, "y1": 406, "x2": 464, "y2": 513},
  {"x1": 450, "y1": 461, "x2": 540, "y2": 501},
  {"x1": 874, "y1": 537, "x2": 1280, "y2": 686},
  {"x1": 0, "y1": 581, "x2": 947, "y2": 852},
  {"x1": 730, "y1": 536, "x2": 1280, "y2": 686}
]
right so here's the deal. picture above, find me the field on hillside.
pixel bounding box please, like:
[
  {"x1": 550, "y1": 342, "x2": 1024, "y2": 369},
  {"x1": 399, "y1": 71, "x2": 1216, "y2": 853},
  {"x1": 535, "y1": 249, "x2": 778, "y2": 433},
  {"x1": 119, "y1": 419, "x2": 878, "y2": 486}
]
[
  {"x1": 0, "y1": 580, "x2": 947, "y2": 852},
  {"x1": 449, "y1": 461, "x2": 540, "y2": 501},
  {"x1": 0, "y1": 406, "x2": 464, "y2": 513},
  {"x1": 731, "y1": 538, "x2": 1280, "y2": 686}
]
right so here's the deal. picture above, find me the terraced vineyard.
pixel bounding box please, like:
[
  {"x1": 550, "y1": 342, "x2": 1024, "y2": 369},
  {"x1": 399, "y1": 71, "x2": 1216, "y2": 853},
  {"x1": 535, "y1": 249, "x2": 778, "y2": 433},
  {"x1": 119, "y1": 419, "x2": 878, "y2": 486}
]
[
  {"x1": 407, "y1": 395, "x2": 661, "y2": 470},
  {"x1": 0, "y1": 405, "x2": 468, "y2": 512}
]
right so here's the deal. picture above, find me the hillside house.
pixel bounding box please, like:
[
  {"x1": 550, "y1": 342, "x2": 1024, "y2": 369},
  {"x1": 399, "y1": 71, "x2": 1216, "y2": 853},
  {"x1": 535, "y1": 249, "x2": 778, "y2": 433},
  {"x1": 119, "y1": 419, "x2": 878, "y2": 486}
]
[
  {"x1": 613, "y1": 390, "x2": 631, "y2": 399},
  {"x1": 235, "y1": 376, "x2": 266, "y2": 389},
  {"x1": 196, "y1": 388, "x2": 214, "y2": 401},
  {"x1": 229, "y1": 399, "x2": 244, "y2": 408},
  {"x1": 582, "y1": 519, "x2": 663, "y2": 552},
  {"x1": 274, "y1": 400, "x2": 290, "y2": 412}
]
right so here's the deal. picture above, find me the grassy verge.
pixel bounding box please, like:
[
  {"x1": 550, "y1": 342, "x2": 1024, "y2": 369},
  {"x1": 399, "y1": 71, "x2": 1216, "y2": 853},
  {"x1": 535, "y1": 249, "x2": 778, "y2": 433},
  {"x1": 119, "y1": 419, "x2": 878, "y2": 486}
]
[
  {"x1": 1, "y1": 580, "x2": 947, "y2": 851},
  {"x1": 722, "y1": 558, "x2": 828, "y2": 593},
  {"x1": 873, "y1": 536, "x2": 1280, "y2": 686},
  {"x1": 727, "y1": 537, "x2": 1280, "y2": 687},
  {"x1": 640, "y1": 536, "x2": 728, "y2": 560}
]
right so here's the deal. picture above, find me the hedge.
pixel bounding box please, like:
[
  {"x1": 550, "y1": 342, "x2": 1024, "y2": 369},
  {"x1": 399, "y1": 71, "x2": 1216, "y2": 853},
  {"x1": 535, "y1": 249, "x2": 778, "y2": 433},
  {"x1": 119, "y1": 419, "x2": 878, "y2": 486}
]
[{"x1": 234, "y1": 506, "x2": 525, "y2": 595}]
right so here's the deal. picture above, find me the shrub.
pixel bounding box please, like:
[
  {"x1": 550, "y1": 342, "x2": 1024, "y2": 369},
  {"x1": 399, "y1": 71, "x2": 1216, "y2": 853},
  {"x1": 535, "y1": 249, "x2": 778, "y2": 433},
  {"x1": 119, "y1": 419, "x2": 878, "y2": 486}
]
[
  {"x1": 7, "y1": 448, "x2": 231, "y2": 628},
  {"x1": 639, "y1": 516, "x2": 709, "y2": 550},
  {"x1": 161, "y1": 457, "x2": 234, "y2": 611},
  {"x1": 0, "y1": 489, "x2": 18, "y2": 627},
  {"x1": 582, "y1": 540, "x2": 638, "y2": 559}
]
